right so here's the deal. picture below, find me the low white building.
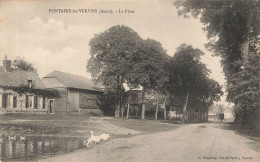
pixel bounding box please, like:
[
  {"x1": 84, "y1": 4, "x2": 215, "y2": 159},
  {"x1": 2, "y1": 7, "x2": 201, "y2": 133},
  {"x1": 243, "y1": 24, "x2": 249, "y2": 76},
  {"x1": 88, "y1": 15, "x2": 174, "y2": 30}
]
[{"x1": 0, "y1": 56, "x2": 51, "y2": 114}]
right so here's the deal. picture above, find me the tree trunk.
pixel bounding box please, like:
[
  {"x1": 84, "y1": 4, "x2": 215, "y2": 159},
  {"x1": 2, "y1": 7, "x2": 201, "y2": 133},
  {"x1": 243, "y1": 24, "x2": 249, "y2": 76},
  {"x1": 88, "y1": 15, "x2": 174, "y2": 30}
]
[
  {"x1": 141, "y1": 90, "x2": 145, "y2": 119},
  {"x1": 155, "y1": 92, "x2": 159, "y2": 120},
  {"x1": 183, "y1": 92, "x2": 190, "y2": 122},
  {"x1": 242, "y1": 0, "x2": 253, "y2": 65},
  {"x1": 119, "y1": 75, "x2": 124, "y2": 118},
  {"x1": 206, "y1": 105, "x2": 209, "y2": 122},
  {"x1": 115, "y1": 105, "x2": 120, "y2": 117},
  {"x1": 141, "y1": 103, "x2": 145, "y2": 119},
  {"x1": 115, "y1": 75, "x2": 121, "y2": 118},
  {"x1": 120, "y1": 91, "x2": 124, "y2": 118},
  {"x1": 121, "y1": 106, "x2": 124, "y2": 118},
  {"x1": 163, "y1": 103, "x2": 167, "y2": 120},
  {"x1": 126, "y1": 104, "x2": 130, "y2": 119},
  {"x1": 199, "y1": 107, "x2": 201, "y2": 121}
]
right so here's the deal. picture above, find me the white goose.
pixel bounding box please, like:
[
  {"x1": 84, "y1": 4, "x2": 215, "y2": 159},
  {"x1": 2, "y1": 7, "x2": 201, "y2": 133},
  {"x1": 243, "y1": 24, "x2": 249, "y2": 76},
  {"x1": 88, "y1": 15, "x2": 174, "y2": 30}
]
[
  {"x1": 20, "y1": 135, "x2": 26, "y2": 141},
  {"x1": 98, "y1": 133, "x2": 110, "y2": 141},
  {"x1": 8, "y1": 136, "x2": 16, "y2": 140},
  {"x1": 83, "y1": 131, "x2": 110, "y2": 147}
]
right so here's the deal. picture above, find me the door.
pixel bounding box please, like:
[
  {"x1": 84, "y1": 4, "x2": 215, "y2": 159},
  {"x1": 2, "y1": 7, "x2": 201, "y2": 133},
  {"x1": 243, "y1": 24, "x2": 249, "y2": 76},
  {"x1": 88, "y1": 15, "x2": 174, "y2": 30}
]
[{"x1": 49, "y1": 100, "x2": 54, "y2": 113}]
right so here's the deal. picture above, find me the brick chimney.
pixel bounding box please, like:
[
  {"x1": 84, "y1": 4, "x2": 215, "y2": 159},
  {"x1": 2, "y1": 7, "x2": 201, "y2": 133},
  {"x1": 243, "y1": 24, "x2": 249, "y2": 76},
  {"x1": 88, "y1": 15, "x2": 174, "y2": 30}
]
[{"x1": 3, "y1": 55, "x2": 11, "y2": 72}]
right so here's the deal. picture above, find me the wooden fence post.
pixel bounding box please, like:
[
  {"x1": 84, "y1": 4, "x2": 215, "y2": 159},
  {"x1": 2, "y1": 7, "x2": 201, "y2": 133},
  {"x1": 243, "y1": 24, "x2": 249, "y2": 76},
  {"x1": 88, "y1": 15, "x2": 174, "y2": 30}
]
[
  {"x1": 121, "y1": 106, "x2": 124, "y2": 118},
  {"x1": 163, "y1": 103, "x2": 167, "y2": 120},
  {"x1": 141, "y1": 103, "x2": 145, "y2": 119},
  {"x1": 155, "y1": 93, "x2": 159, "y2": 120},
  {"x1": 126, "y1": 104, "x2": 130, "y2": 119}
]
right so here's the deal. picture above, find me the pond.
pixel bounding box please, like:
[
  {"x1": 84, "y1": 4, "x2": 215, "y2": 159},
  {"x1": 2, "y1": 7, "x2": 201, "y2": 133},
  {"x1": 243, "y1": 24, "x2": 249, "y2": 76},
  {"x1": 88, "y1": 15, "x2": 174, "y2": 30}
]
[{"x1": 0, "y1": 135, "x2": 86, "y2": 161}]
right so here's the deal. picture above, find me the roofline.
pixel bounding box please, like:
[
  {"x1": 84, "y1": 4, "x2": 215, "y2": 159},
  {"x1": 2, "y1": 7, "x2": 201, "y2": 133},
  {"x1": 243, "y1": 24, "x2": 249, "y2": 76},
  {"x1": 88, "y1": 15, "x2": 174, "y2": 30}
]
[
  {"x1": 67, "y1": 87, "x2": 104, "y2": 93},
  {"x1": 43, "y1": 72, "x2": 103, "y2": 92},
  {"x1": 44, "y1": 70, "x2": 92, "y2": 80},
  {"x1": 45, "y1": 86, "x2": 103, "y2": 93},
  {"x1": 0, "y1": 85, "x2": 45, "y2": 90}
]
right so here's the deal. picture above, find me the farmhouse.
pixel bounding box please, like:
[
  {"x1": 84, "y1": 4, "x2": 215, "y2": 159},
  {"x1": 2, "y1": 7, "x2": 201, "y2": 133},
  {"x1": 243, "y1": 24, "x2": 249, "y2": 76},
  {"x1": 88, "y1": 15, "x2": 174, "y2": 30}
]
[
  {"x1": 0, "y1": 56, "x2": 51, "y2": 114},
  {"x1": 42, "y1": 71, "x2": 104, "y2": 114}
]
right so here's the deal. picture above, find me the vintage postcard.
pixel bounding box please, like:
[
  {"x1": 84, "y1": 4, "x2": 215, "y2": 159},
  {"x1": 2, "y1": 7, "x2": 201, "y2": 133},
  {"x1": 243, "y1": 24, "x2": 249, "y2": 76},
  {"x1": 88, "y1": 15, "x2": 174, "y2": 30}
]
[{"x1": 0, "y1": 0, "x2": 259, "y2": 161}]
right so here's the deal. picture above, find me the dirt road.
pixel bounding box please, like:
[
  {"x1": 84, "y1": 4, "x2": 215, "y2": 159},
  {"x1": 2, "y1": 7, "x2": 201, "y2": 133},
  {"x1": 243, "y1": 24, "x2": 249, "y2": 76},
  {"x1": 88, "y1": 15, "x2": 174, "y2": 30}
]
[{"x1": 40, "y1": 123, "x2": 259, "y2": 162}]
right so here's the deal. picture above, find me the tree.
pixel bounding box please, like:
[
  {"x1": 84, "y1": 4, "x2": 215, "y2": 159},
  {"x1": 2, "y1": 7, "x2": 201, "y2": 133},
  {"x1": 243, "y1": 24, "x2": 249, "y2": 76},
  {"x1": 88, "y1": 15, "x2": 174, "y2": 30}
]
[
  {"x1": 13, "y1": 57, "x2": 38, "y2": 74},
  {"x1": 174, "y1": 0, "x2": 260, "y2": 128},
  {"x1": 87, "y1": 25, "x2": 143, "y2": 117},
  {"x1": 125, "y1": 38, "x2": 170, "y2": 119},
  {"x1": 168, "y1": 44, "x2": 222, "y2": 121}
]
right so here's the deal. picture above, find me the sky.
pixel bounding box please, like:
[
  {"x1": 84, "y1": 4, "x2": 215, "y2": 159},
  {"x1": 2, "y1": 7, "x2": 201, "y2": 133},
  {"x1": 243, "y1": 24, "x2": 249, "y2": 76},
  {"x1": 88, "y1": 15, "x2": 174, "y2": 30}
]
[{"x1": 0, "y1": 0, "x2": 231, "y2": 106}]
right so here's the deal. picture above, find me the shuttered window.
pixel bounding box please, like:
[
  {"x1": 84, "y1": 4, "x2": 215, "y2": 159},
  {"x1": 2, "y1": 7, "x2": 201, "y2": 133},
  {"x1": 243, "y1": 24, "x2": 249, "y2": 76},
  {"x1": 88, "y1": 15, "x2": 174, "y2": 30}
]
[
  {"x1": 25, "y1": 95, "x2": 29, "y2": 108},
  {"x1": 42, "y1": 97, "x2": 46, "y2": 109},
  {"x1": 34, "y1": 96, "x2": 38, "y2": 109},
  {"x1": 2, "y1": 93, "x2": 7, "y2": 108},
  {"x1": 13, "y1": 96, "x2": 17, "y2": 108}
]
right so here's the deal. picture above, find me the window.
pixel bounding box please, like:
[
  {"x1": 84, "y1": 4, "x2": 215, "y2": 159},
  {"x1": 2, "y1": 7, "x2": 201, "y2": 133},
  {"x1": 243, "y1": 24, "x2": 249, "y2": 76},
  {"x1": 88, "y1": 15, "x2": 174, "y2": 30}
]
[
  {"x1": 34, "y1": 96, "x2": 38, "y2": 109},
  {"x1": 28, "y1": 80, "x2": 32, "y2": 88},
  {"x1": 26, "y1": 95, "x2": 33, "y2": 108},
  {"x1": 2, "y1": 93, "x2": 7, "y2": 108},
  {"x1": 13, "y1": 96, "x2": 17, "y2": 108},
  {"x1": 25, "y1": 95, "x2": 29, "y2": 108},
  {"x1": 29, "y1": 96, "x2": 33, "y2": 108},
  {"x1": 42, "y1": 97, "x2": 46, "y2": 109}
]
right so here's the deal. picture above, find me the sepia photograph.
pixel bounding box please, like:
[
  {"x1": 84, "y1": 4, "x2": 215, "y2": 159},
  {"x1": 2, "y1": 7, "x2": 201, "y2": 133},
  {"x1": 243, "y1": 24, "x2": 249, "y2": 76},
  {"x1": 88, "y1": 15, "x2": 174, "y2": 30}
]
[{"x1": 0, "y1": 0, "x2": 259, "y2": 161}]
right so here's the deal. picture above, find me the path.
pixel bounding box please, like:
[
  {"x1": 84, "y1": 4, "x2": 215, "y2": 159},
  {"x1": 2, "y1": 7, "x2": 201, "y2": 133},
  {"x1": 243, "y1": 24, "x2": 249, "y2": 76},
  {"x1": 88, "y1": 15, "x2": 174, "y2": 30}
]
[{"x1": 40, "y1": 123, "x2": 260, "y2": 162}]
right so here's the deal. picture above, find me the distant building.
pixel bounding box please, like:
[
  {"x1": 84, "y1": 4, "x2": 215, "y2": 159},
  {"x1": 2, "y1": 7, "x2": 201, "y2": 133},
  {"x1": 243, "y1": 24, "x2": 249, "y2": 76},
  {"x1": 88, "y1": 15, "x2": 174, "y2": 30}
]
[
  {"x1": 185, "y1": 95, "x2": 208, "y2": 122},
  {"x1": 42, "y1": 71, "x2": 104, "y2": 114},
  {"x1": 125, "y1": 90, "x2": 170, "y2": 119},
  {"x1": 0, "y1": 56, "x2": 50, "y2": 114}
]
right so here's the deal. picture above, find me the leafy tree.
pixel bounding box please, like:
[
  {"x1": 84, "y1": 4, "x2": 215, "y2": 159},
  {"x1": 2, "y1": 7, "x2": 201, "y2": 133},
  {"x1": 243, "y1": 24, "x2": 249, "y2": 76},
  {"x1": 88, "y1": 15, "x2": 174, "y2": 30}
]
[
  {"x1": 13, "y1": 57, "x2": 38, "y2": 74},
  {"x1": 125, "y1": 39, "x2": 170, "y2": 119},
  {"x1": 88, "y1": 26, "x2": 171, "y2": 119},
  {"x1": 174, "y1": 0, "x2": 260, "y2": 128},
  {"x1": 204, "y1": 79, "x2": 223, "y2": 108},
  {"x1": 168, "y1": 44, "x2": 223, "y2": 121},
  {"x1": 87, "y1": 25, "x2": 143, "y2": 117},
  {"x1": 126, "y1": 39, "x2": 169, "y2": 90},
  {"x1": 227, "y1": 52, "x2": 260, "y2": 127}
]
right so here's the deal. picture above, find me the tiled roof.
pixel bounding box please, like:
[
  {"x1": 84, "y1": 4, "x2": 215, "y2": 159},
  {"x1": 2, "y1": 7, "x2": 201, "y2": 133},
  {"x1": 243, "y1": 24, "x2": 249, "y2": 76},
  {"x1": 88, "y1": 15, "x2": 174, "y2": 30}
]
[
  {"x1": 44, "y1": 71, "x2": 103, "y2": 92},
  {"x1": 0, "y1": 67, "x2": 45, "y2": 89}
]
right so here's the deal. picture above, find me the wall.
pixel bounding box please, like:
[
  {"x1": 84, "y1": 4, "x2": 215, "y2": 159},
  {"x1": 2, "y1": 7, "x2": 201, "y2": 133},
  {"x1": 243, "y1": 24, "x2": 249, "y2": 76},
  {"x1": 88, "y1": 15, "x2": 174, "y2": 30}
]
[
  {"x1": 53, "y1": 88, "x2": 103, "y2": 114},
  {"x1": 67, "y1": 89, "x2": 79, "y2": 113},
  {"x1": 80, "y1": 109, "x2": 102, "y2": 115},
  {"x1": 78, "y1": 89, "x2": 103, "y2": 114},
  {"x1": 0, "y1": 87, "x2": 49, "y2": 114},
  {"x1": 79, "y1": 90, "x2": 102, "y2": 109},
  {"x1": 52, "y1": 89, "x2": 67, "y2": 113},
  {"x1": 0, "y1": 86, "x2": 104, "y2": 114}
]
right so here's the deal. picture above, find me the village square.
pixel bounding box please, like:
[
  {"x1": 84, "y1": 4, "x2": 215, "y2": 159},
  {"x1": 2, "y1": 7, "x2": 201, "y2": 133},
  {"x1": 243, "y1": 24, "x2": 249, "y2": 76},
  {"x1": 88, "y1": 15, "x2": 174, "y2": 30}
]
[{"x1": 0, "y1": 0, "x2": 259, "y2": 161}]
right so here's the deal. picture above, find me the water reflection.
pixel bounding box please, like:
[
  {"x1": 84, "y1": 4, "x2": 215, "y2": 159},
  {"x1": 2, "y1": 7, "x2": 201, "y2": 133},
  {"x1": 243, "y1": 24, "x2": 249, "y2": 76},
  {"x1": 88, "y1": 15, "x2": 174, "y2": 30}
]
[{"x1": 0, "y1": 135, "x2": 85, "y2": 161}]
